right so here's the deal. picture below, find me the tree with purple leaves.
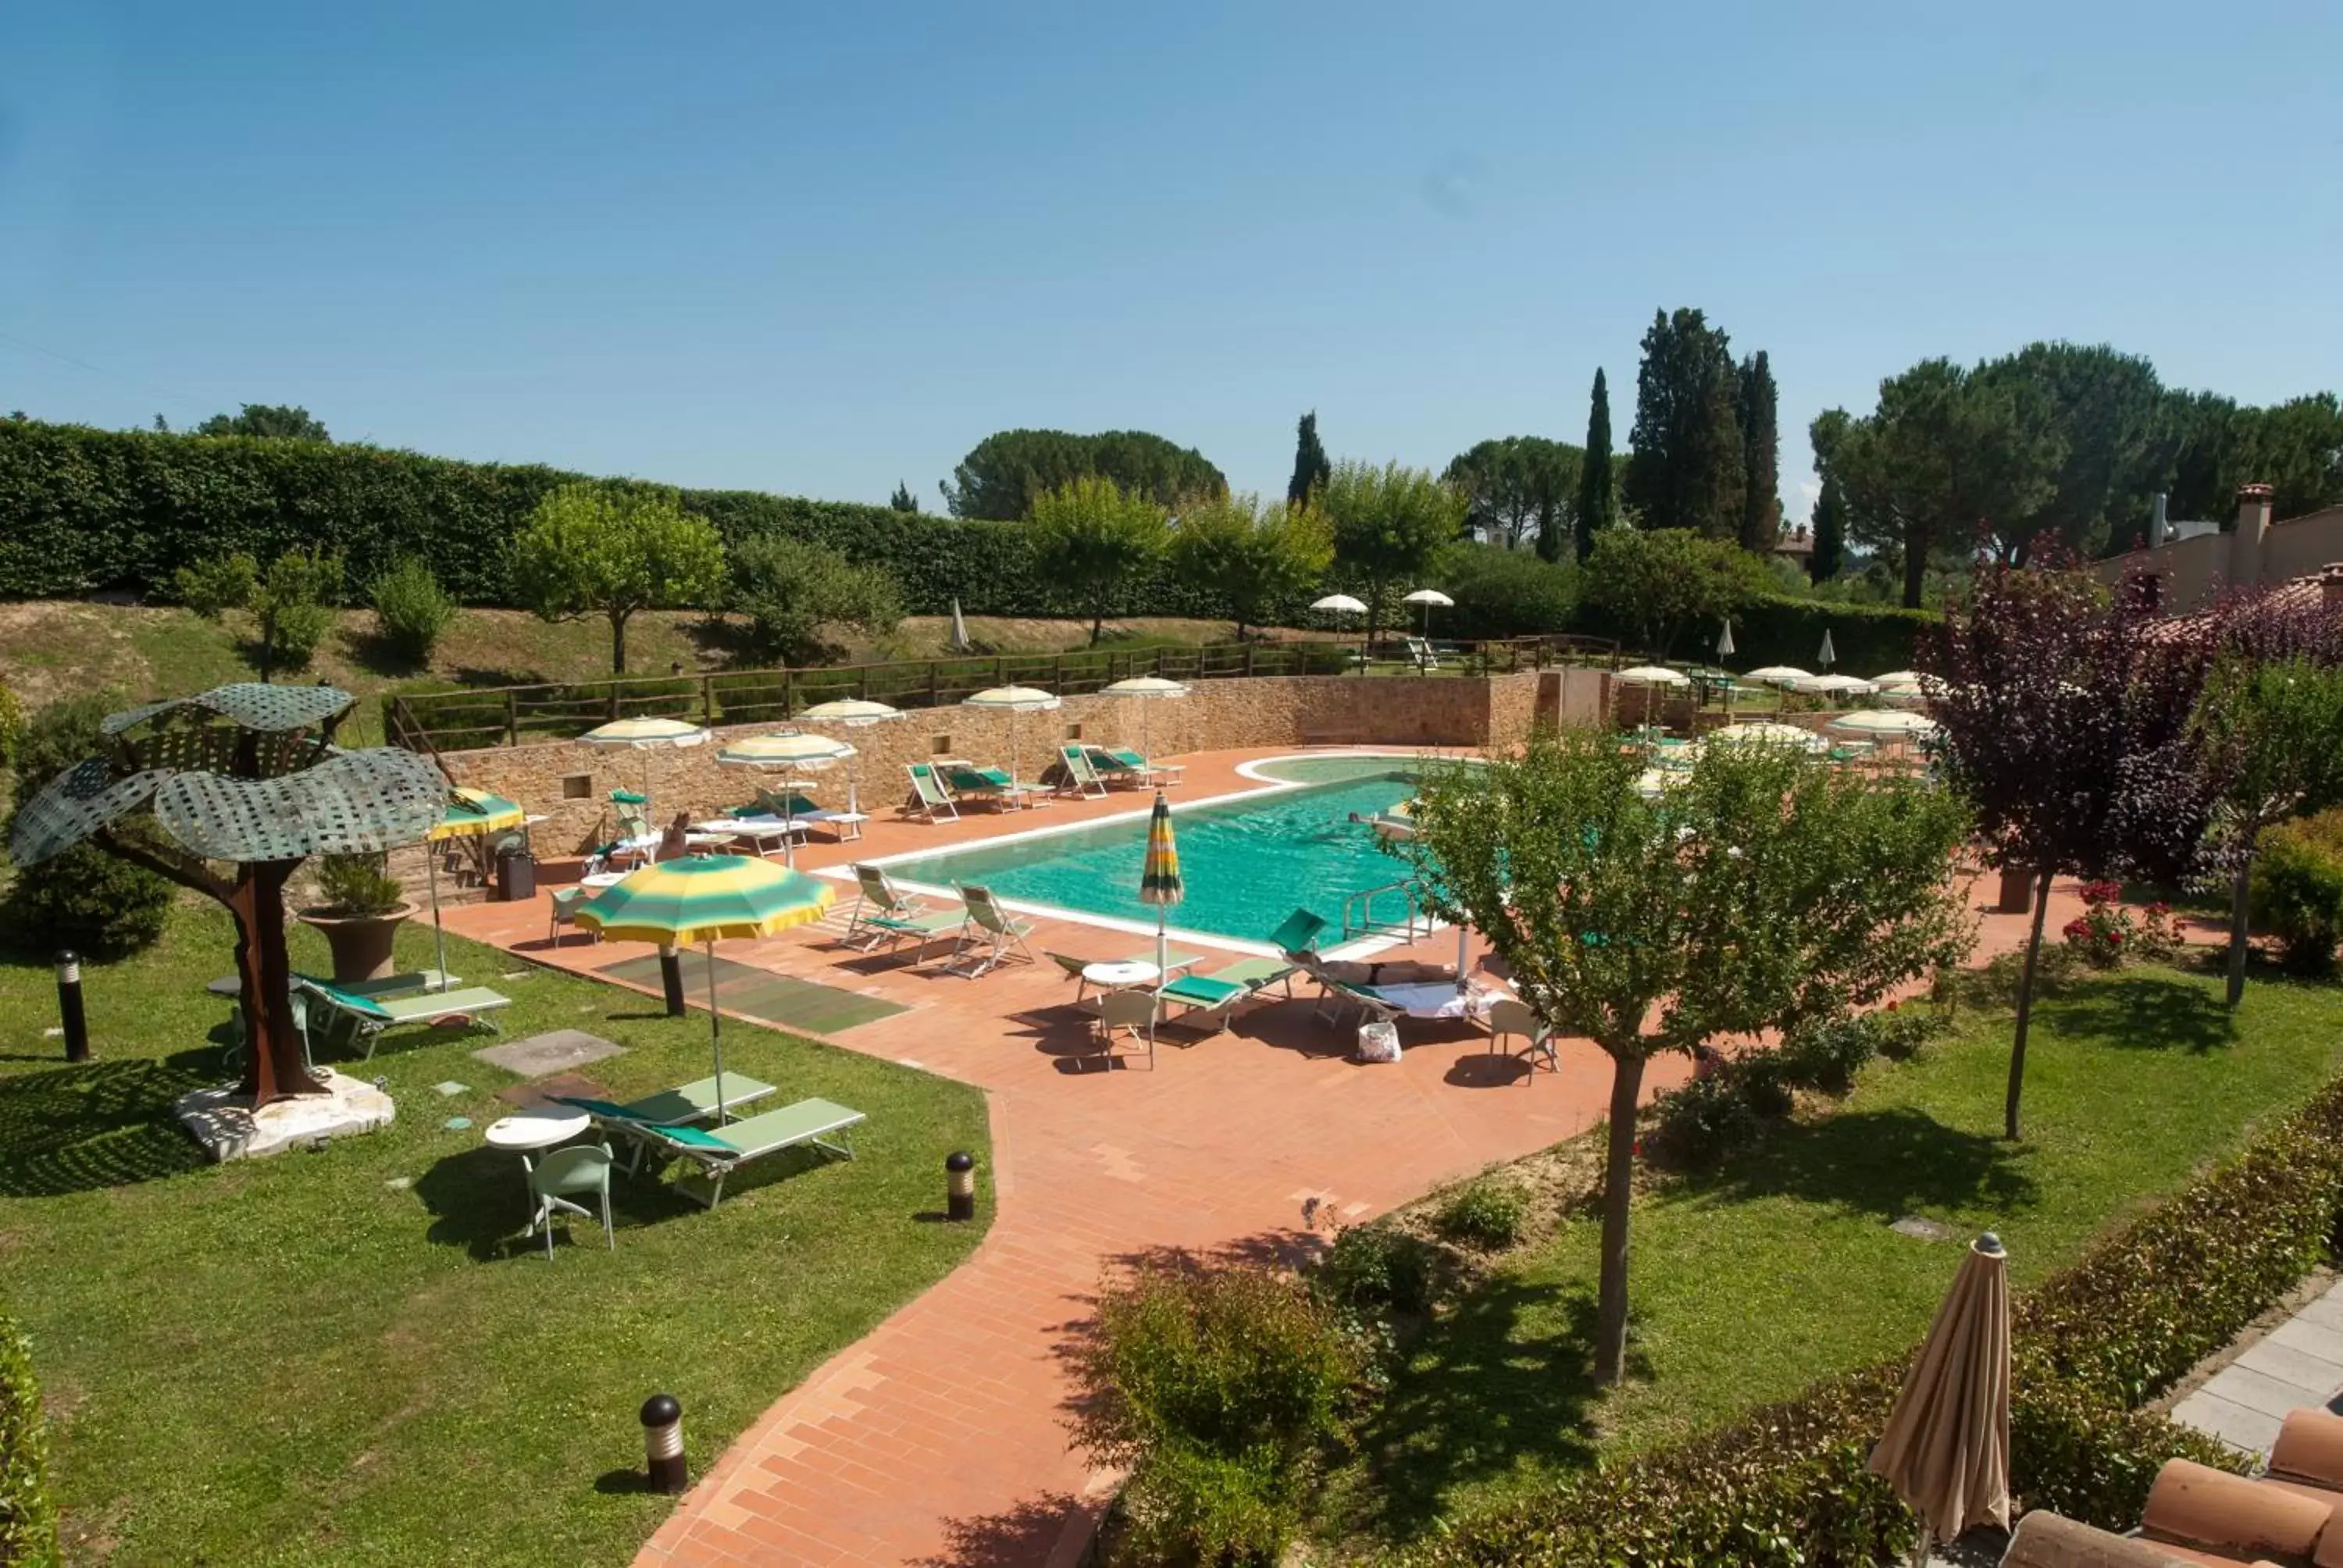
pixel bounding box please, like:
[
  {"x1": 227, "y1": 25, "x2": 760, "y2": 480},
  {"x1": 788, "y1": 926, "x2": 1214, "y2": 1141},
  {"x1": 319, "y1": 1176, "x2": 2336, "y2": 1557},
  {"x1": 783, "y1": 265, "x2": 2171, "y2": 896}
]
[{"x1": 1925, "y1": 558, "x2": 2220, "y2": 1139}]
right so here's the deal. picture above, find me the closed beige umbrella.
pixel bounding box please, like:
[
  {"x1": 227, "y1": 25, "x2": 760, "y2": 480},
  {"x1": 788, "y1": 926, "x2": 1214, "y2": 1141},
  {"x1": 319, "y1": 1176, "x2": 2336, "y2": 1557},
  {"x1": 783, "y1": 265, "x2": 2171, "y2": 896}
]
[{"x1": 1870, "y1": 1232, "x2": 2012, "y2": 1565}]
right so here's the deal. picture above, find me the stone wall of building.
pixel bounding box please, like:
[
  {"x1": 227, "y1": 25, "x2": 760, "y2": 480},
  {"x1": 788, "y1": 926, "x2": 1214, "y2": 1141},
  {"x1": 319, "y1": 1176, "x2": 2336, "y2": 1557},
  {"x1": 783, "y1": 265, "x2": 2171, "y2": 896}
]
[{"x1": 435, "y1": 672, "x2": 1557, "y2": 855}]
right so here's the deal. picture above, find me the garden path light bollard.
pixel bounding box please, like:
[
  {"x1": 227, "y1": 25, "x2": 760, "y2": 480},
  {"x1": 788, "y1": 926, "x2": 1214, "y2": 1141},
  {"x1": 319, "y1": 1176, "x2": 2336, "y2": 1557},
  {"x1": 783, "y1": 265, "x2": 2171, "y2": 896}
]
[
  {"x1": 56, "y1": 950, "x2": 89, "y2": 1063},
  {"x1": 946, "y1": 1151, "x2": 976, "y2": 1221},
  {"x1": 641, "y1": 1393, "x2": 686, "y2": 1494}
]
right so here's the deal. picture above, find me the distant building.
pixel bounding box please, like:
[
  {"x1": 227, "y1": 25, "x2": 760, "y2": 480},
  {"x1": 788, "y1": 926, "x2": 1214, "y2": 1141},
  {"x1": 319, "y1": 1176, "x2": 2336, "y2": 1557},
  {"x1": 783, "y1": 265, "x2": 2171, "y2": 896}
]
[
  {"x1": 2092, "y1": 487, "x2": 2343, "y2": 610},
  {"x1": 1773, "y1": 523, "x2": 1813, "y2": 564}
]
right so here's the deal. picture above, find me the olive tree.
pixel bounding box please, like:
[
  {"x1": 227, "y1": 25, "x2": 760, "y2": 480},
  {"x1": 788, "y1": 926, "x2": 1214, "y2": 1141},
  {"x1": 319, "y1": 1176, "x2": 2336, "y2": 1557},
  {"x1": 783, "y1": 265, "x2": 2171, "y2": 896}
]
[
  {"x1": 511, "y1": 483, "x2": 726, "y2": 673},
  {"x1": 1168, "y1": 492, "x2": 1333, "y2": 641},
  {"x1": 1394, "y1": 731, "x2": 1972, "y2": 1383}
]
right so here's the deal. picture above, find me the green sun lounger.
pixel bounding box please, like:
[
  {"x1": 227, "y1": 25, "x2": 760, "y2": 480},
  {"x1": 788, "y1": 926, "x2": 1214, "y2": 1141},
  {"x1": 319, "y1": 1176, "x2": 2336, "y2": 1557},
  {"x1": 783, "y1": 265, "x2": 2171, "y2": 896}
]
[
  {"x1": 845, "y1": 864, "x2": 967, "y2": 953},
  {"x1": 906, "y1": 763, "x2": 960, "y2": 822},
  {"x1": 1157, "y1": 957, "x2": 1297, "y2": 1032},
  {"x1": 640, "y1": 1096, "x2": 866, "y2": 1208},
  {"x1": 1057, "y1": 744, "x2": 1109, "y2": 798},
  {"x1": 295, "y1": 976, "x2": 512, "y2": 1060},
  {"x1": 551, "y1": 1074, "x2": 776, "y2": 1128}
]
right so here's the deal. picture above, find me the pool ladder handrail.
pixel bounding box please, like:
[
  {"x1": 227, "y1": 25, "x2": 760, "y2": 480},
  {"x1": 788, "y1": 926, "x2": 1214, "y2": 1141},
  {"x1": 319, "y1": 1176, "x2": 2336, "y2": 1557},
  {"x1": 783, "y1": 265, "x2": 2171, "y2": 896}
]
[{"x1": 1343, "y1": 877, "x2": 1432, "y2": 943}]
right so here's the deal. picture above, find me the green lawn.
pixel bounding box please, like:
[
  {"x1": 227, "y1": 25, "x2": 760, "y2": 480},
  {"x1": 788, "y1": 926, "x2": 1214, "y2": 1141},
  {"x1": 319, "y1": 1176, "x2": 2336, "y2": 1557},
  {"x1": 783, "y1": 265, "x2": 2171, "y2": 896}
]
[
  {"x1": 1335, "y1": 964, "x2": 2343, "y2": 1541},
  {"x1": 0, "y1": 907, "x2": 990, "y2": 1566}
]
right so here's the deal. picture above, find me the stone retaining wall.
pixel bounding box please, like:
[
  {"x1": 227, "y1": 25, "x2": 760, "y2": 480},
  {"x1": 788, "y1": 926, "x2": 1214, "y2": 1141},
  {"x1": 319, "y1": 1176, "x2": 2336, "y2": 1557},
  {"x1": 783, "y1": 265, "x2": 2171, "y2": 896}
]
[{"x1": 434, "y1": 670, "x2": 1559, "y2": 856}]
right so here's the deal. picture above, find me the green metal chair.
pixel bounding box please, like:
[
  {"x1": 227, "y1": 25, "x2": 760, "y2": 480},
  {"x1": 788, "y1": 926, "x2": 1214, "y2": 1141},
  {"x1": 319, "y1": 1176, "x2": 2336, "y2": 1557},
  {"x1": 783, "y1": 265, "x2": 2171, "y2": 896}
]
[{"x1": 522, "y1": 1141, "x2": 615, "y2": 1258}]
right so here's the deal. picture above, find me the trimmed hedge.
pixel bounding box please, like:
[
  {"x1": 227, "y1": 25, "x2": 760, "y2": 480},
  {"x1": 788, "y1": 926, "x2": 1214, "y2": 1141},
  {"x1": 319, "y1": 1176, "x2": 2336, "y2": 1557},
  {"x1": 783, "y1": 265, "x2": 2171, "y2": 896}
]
[
  {"x1": 1728, "y1": 593, "x2": 1936, "y2": 675},
  {"x1": 0, "y1": 420, "x2": 1300, "y2": 623},
  {"x1": 1403, "y1": 1071, "x2": 2343, "y2": 1565},
  {"x1": 0, "y1": 1314, "x2": 56, "y2": 1568}
]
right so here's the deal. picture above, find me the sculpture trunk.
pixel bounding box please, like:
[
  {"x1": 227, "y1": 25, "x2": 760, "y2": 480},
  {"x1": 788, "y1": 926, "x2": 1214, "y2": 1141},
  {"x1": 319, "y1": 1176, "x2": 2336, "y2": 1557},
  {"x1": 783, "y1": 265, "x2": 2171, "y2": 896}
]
[{"x1": 230, "y1": 858, "x2": 326, "y2": 1105}]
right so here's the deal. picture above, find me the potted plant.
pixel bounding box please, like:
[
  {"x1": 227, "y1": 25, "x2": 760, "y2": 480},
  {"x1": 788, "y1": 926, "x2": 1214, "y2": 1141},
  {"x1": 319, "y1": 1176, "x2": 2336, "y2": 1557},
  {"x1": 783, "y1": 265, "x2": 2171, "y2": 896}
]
[{"x1": 297, "y1": 852, "x2": 418, "y2": 982}]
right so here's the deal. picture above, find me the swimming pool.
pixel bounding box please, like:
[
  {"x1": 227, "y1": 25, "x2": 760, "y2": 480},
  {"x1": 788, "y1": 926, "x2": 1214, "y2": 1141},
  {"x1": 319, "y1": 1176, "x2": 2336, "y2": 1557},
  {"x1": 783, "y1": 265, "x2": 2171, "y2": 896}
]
[{"x1": 872, "y1": 757, "x2": 1421, "y2": 946}]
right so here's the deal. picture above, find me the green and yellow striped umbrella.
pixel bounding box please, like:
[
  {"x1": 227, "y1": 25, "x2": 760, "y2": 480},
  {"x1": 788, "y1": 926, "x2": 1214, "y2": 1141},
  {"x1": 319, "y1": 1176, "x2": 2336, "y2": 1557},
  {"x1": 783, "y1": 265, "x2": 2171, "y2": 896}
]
[
  {"x1": 576, "y1": 855, "x2": 836, "y2": 1117},
  {"x1": 1139, "y1": 789, "x2": 1182, "y2": 984},
  {"x1": 576, "y1": 854, "x2": 835, "y2": 945},
  {"x1": 427, "y1": 786, "x2": 524, "y2": 841}
]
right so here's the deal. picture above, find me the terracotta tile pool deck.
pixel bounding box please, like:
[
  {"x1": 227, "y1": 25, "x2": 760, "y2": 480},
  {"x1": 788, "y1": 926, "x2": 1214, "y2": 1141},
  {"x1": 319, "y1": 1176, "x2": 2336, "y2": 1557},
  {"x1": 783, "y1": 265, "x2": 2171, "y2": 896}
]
[{"x1": 438, "y1": 746, "x2": 2082, "y2": 1567}]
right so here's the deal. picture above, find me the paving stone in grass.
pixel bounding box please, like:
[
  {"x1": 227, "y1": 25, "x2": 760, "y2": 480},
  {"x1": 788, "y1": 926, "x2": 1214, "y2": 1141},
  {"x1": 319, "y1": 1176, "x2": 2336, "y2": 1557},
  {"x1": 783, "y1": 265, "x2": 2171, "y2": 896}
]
[{"x1": 473, "y1": 1029, "x2": 625, "y2": 1078}]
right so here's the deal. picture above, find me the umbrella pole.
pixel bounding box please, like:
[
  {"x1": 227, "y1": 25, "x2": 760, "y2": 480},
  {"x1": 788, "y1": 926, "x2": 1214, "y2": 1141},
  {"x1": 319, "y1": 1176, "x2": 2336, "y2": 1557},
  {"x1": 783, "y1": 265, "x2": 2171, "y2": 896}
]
[
  {"x1": 706, "y1": 938, "x2": 726, "y2": 1121},
  {"x1": 428, "y1": 847, "x2": 447, "y2": 986},
  {"x1": 1455, "y1": 919, "x2": 1468, "y2": 994}
]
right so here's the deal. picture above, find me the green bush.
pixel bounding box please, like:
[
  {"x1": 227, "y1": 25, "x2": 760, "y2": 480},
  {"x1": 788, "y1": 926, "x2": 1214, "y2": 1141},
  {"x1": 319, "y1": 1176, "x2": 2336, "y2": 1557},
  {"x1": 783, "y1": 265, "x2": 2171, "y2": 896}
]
[
  {"x1": 0, "y1": 1314, "x2": 57, "y2": 1568},
  {"x1": 369, "y1": 555, "x2": 457, "y2": 665},
  {"x1": 5, "y1": 694, "x2": 177, "y2": 959},
  {"x1": 1313, "y1": 1224, "x2": 1436, "y2": 1315},
  {"x1": 0, "y1": 682, "x2": 23, "y2": 772},
  {"x1": 1728, "y1": 594, "x2": 1937, "y2": 676},
  {"x1": 727, "y1": 533, "x2": 903, "y2": 665},
  {"x1": 1432, "y1": 546, "x2": 1579, "y2": 639},
  {"x1": 1073, "y1": 1263, "x2": 1355, "y2": 1567},
  {"x1": 310, "y1": 853, "x2": 406, "y2": 918},
  {"x1": 2251, "y1": 808, "x2": 2343, "y2": 975},
  {"x1": 1646, "y1": 1053, "x2": 1795, "y2": 1169},
  {"x1": 1432, "y1": 1181, "x2": 1527, "y2": 1250},
  {"x1": 171, "y1": 551, "x2": 258, "y2": 618},
  {"x1": 1774, "y1": 1016, "x2": 1879, "y2": 1093},
  {"x1": 2009, "y1": 1380, "x2": 2241, "y2": 1530}
]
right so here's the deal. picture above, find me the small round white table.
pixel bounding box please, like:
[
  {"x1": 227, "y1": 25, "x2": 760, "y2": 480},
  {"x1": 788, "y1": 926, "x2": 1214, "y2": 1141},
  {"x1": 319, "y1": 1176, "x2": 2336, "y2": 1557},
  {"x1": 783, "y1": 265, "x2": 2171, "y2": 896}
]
[
  {"x1": 483, "y1": 1108, "x2": 590, "y2": 1152},
  {"x1": 580, "y1": 871, "x2": 628, "y2": 890},
  {"x1": 1082, "y1": 960, "x2": 1159, "y2": 992}
]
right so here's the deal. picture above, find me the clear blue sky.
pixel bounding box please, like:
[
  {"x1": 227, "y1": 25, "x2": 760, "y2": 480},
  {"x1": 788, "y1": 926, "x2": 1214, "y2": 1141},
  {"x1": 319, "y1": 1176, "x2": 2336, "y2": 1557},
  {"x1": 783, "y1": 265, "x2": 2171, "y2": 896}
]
[{"x1": 6, "y1": 2, "x2": 2338, "y2": 522}]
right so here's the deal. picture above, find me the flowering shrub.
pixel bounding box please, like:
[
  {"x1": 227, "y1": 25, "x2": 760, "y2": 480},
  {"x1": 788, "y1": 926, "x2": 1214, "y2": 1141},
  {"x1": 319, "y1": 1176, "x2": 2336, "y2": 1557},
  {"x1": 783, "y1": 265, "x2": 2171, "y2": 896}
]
[{"x1": 2063, "y1": 882, "x2": 2135, "y2": 968}]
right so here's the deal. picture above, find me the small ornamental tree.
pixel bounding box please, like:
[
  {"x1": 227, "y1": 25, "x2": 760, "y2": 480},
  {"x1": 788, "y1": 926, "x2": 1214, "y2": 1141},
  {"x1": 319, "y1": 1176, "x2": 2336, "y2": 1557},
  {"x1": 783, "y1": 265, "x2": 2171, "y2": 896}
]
[
  {"x1": 2190, "y1": 655, "x2": 2343, "y2": 1004},
  {"x1": 511, "y1": 483, "x2": 726, "y2": 673},
  {"x1": 1925, "y1": 562, "x2": 2218, "y2": 1139},
  {"x1": 1321, "y1": 460, "x2": 1464, "y2": 647},
  {"x1": 1582, "y1": 526, "x2": 1769, "y2": 658},
  {"x1": 1168, "y1": 493, "x2": 1334, "y2": 641},
  {"x1": 1395, "y1": 732, "x2": 1971, "y2": 1383},
  {"x1": 1026, "y1": 476, "x2": 1172, "y2": 645}
]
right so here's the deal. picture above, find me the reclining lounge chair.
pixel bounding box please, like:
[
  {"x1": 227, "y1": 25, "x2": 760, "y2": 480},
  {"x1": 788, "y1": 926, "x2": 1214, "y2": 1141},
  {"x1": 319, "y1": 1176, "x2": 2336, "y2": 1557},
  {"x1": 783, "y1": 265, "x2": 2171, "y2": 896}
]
[
  {"x1": 637, "y1": 1096, "x2": 867, "y2": 1209},
  {"x1": 295, "y1": 975, "x2": 512, "y2": 1060},
  {"x1": 844, "y1": 863, "x2": 967, "y2": 954}
]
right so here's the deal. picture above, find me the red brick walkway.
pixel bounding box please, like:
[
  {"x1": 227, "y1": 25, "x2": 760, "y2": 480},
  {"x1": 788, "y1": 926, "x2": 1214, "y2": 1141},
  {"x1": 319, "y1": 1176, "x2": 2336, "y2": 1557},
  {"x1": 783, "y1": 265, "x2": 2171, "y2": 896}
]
[{"x1": 440, "y1": 748, "x2": 2084, "y2": 1567}]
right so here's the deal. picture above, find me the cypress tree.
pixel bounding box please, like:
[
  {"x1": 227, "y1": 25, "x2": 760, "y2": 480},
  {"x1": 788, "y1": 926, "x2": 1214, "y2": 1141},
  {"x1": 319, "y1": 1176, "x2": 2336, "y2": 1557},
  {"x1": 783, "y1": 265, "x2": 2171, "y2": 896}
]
[
  {"x1": 1287, "y1": 411, "x2": 1331, "y2": 507},
  {"x1": 1810, "y1": 470, "x2": 1848, "y2": 583},
  {"x1": 1576, "y1": 369, "x2": 1615, "y2": 562},
  {"x1": 1624, "y1": 308, "x2": 1746, "y2": 537},
  {"x1": 1736, "y1": 351, "x2": 1780, "y2": 551},
  {"x1": 889, "y1": 480, "x2": 918, "y2": 513}
]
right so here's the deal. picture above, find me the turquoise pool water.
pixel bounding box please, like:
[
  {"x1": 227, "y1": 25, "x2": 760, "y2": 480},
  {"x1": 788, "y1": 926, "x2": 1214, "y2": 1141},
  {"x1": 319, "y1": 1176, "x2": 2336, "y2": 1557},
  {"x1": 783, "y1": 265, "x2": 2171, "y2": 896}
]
[{"x1": 878, "y1": 757, "x2": 1420, "y2": 944}]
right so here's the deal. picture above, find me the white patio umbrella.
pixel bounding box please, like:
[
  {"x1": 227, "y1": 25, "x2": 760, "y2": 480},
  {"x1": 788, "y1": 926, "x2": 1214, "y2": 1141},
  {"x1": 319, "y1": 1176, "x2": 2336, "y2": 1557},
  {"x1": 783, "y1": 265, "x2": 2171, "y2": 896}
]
[
  {"x1": 961, "y1": 685, "x2": 1061, "y2": 805},
  {"x1": 1817, "y1": 628, "x2": 1838, "y2": 670},
  {"x1": 1313, "y1": 594, "x2": 1369, "y2": 672},
  {"x1": 1794, "y1": 673, "x2": 1878, "y2": 698},
  {"x1": 1402, "y1": 587, "x2": 1454, "y2": 641},
  {"x1": 715, "y1": 732, "x2": 857, "y2": 865},
  {"x1": 1830, "y1": 709, "x2": 1938, "y2": 738},
  {"x1": 949, "y1": 597, "x2": 973, "y2": 653},
  {"x1": 579, "y1": 716, "x2": 711, "y2": 824},
  {"x1": 1742, "y1": 665, "x2": 1813, "y2": 685},
  {"x1": 1100, "y1": 676, "x2": 1189, "y2": 762},
  {"x1": 1615, "y1": 665, "x2": 1689, "y2": 731},
  {"x1": 797, "y1": 698, "x2": 906, "y2": 815},
  {"x1": 1871, "y1": 670, "x2": 1924, "y2": 689},
  {"x1": 1716, "y1": 619, "x2": 1736, "y2": 659},
  {"x1": 1706, "y1": 722, "x2": 1828, "y2": 754}
]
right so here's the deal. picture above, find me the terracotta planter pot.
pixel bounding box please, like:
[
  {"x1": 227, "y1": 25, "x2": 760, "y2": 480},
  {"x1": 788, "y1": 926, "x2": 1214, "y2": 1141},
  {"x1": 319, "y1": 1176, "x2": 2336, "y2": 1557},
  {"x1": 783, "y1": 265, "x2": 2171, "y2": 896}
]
[{"x1": 296, "y1": 903, "x2": 419, "y2": 983}]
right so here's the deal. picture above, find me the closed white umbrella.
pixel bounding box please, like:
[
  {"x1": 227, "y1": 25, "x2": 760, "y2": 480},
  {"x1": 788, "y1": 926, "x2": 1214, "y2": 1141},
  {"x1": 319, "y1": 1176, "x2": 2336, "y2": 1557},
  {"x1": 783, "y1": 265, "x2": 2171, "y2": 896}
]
[
  {"x1": 716, "y1": 732, "x2": 857, "y2": 865},
  {"x1": 1817, "y1": 628, "x2": 1838, "y2": 669},
  {"x1": 1716, "y1": 620, "x2": 1736, "y2": 659},
  {"x1": 797, "y1": 699, "x2": 905, "y2": 815},
  {"x1": 949, "y1": 598, "x2": 972, "y2": 653},
  {"x1": 1402, "y1": 587, "x2": 1454, "y2": 642},
  {"x1": 579, "y1": 716, "x2": 711, "y2": 824},
  {"x1": 1100, "y1": 676, "x2": 1189, "y2": 763},
  {"x1": 961, "y1": 686, "x2": 1061, "y2": 807}
]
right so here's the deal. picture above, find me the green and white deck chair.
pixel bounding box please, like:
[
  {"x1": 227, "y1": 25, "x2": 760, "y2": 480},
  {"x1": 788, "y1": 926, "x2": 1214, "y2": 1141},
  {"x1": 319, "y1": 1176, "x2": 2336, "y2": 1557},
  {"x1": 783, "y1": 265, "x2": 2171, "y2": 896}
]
[
  {"x1": 1086, "y1": 747, "x2": 1182, "y2": 786},
  {"x1": 1155, "y1": 957, "x2": 1298, "y2": 1035},
  {"x1": 638, "y1": 1096, "x2": 865, "y2": 1209},
  {"x1": 941, "y1": 884, "x2": 1034, "y2": 978},
  {"x1": 1043, "y1": 947, "x2": 1207, "y2": 1002},
  {"x1": 522, "y1": 1141, "x2": 615, "y2": 1257},
  {"x1": 294, "y1": 975, "x2": 512, "y2": 1060},
  {"x1": 844, "y1": 863, "x2": 967, "y2": 953},
  {"x1": 905, "y1": 763, "x2": 961, "y2": 823},
  {"x1": 1057, "y1": 744, "x2": 1110, "y2": 798},
  {"x1": 944, "y1": 765, "x2": 1043, "y2": 811},
  {"x1": 551, "y1": 1073, "x2": 779, "y2": 1171},
  {"x1": 1267, "y1": 907, "x2": 1330, "y2": 960}
]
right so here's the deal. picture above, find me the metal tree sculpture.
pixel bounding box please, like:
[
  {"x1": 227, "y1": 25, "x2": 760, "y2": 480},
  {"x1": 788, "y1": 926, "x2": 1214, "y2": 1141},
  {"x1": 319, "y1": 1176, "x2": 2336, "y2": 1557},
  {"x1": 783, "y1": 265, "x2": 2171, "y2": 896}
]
[{"x1": 8, "y1": 683, "x2": 446, "y2": 1108}]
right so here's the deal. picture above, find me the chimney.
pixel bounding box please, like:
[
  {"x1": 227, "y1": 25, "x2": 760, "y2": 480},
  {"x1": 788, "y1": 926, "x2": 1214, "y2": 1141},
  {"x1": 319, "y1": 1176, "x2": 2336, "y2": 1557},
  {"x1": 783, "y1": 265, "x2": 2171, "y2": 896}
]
[
  {"x1": 2150, "y1": 492, "x2": 2169, "y2": 547},
  {"x1": 2321, "y1": 563, "x2": 2343, "y2": 614},
  {"x1": 2229, "y1": 482, "x2": 2277, "y2": 589}
]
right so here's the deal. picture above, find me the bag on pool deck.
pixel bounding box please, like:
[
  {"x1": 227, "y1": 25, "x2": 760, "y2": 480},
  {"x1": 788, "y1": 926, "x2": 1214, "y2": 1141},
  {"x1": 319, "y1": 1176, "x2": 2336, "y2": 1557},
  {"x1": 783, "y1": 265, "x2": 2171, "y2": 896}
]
[{"x1": 1356, "y1": 1021, "x2": 1402, "y2": 1064}]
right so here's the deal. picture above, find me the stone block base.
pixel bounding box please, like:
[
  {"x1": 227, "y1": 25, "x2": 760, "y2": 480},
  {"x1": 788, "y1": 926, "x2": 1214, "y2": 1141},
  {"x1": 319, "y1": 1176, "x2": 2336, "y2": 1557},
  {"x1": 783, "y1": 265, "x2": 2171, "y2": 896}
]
[{"x1": 176, "y1": 1068, "x2": 397, "y2": 1162}]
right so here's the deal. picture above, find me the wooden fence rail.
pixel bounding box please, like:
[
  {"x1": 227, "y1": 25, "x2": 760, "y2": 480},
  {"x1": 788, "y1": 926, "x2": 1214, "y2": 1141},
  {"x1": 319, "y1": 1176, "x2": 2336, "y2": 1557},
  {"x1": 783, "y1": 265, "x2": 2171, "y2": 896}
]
[{"x1": 382, "y1": 634, "x2": 1621, "y2": 754}]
